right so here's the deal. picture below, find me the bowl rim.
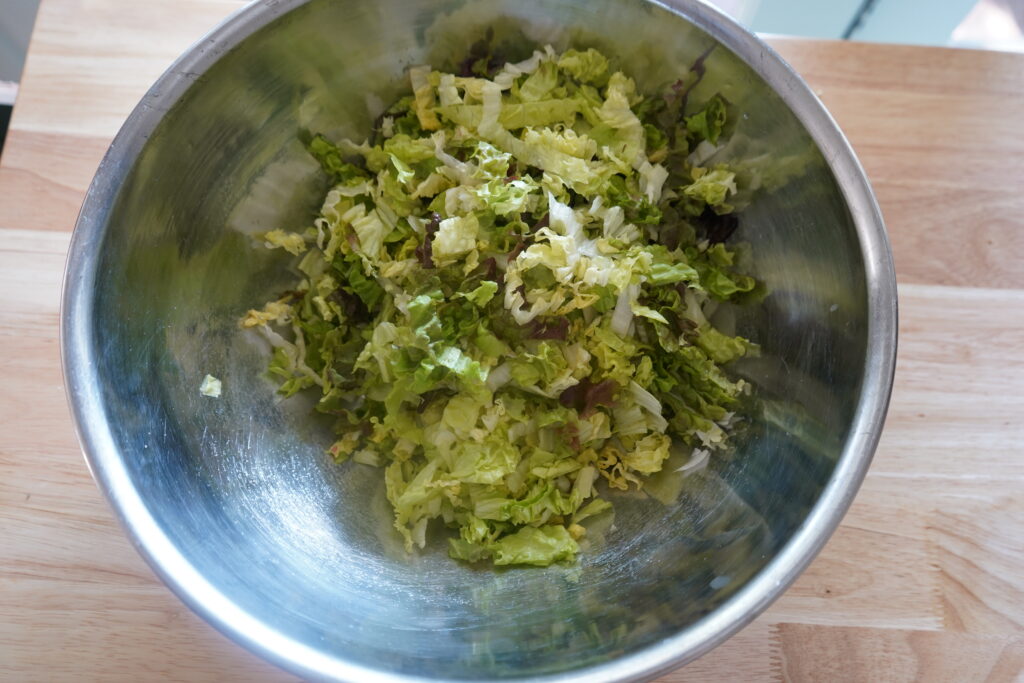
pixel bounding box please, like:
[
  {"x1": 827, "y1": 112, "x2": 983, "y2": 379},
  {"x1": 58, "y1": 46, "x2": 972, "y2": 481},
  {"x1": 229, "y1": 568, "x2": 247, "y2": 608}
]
[{"x1": 60, "y1": 0, "x2": 898, "y2": 680}]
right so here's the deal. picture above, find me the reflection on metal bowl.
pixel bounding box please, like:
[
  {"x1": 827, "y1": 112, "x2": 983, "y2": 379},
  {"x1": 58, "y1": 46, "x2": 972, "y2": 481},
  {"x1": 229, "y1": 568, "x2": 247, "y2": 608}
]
[{"x1": 62, "y1": 0, "x2": 897, "y2": 680}]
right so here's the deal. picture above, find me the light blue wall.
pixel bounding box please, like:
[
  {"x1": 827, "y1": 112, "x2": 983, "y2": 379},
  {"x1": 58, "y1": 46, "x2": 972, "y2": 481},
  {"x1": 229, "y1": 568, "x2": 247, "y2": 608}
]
[
  {"x1": 744, "y1": 0, "x2": 978, "y2": 43},
  {"x1": 846, "y1": 0, "x2": 977, "y2": 44},
  {"x1": 0, "y1": 0, "x2": 42, "y2": 82},
  {"x1": 749, "y1": 0, "x2": 864, "y2": 38}
]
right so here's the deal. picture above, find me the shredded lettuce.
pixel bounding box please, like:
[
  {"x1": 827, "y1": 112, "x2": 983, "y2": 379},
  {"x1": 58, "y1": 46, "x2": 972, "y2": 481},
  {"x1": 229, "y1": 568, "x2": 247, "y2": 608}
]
[
  {"x1": 244, "y1": 42, "x2": 762, "y2": 568},
  {"x1": 557, "y1": 48, "x2": 610, "y2": 85},
  {"x1": 199, "y1": 374, "x2": 222, "y2": 398}
]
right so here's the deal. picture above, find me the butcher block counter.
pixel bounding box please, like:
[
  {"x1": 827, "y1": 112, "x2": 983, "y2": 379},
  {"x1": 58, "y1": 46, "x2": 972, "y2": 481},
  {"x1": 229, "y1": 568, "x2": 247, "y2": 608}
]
[{"x1": 1, "y1": 0, "x2": 1022, "y2": 680}]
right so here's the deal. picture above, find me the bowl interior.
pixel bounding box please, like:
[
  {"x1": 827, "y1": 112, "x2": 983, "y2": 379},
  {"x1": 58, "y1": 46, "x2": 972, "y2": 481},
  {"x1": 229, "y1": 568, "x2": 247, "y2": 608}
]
[{"x1": 78, "y1": 0, "x2": 875, "y2": 679}]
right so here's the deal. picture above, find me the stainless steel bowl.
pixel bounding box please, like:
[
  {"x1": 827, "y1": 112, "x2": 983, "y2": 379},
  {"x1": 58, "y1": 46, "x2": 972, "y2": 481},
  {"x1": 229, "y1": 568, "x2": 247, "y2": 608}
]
[{"x1": 61, "y1": 0, "x2": 897, "y2": 680}]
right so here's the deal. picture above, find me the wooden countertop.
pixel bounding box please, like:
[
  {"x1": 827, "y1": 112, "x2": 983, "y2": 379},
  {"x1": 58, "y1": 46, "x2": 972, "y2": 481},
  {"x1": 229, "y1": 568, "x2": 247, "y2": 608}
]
[{"x1": 1, "y1": 1, "x2": 1022, "y2": 680}]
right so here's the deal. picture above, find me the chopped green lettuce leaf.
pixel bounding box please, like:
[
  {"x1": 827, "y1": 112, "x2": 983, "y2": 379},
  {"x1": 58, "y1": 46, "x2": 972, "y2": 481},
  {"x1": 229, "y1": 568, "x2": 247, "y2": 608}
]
[
  {"x1": 244, "y1": 43, "x2": 761, "y2": 569},
  {"x1": 491, "y1": 525, "x2": 579, "y2": 566},
  {"x1": 557, "y1": 48, "x2": 610, "y2": 85},
  {"x1": 199, "y1": 374, "x2": 222, "y2": 398},
  {"x1": 261, "y1": 229, "x2": 307, "y2": 256}
]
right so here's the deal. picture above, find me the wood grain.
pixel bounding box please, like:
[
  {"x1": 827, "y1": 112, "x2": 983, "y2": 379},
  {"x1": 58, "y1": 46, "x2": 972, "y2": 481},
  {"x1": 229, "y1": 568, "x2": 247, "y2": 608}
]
[
  {"x1": 776, "y1": 624, "x2": 1024, "y2": 683},
  {"x1": 0, "y1": 0, "x2": 247, "y2": 234},
  {"x1": 0, "y1": 131, "x2": 111, "y2": 233},
  {"x1": 776, "y1": 40, "x2": 1024, "y2": 292},
  {"x1": 1, "y1": 0, "x2": 1023, "y2": 680},
  {"x1": 0, "y1": 232, "x2": 292, "y2": 681}
]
